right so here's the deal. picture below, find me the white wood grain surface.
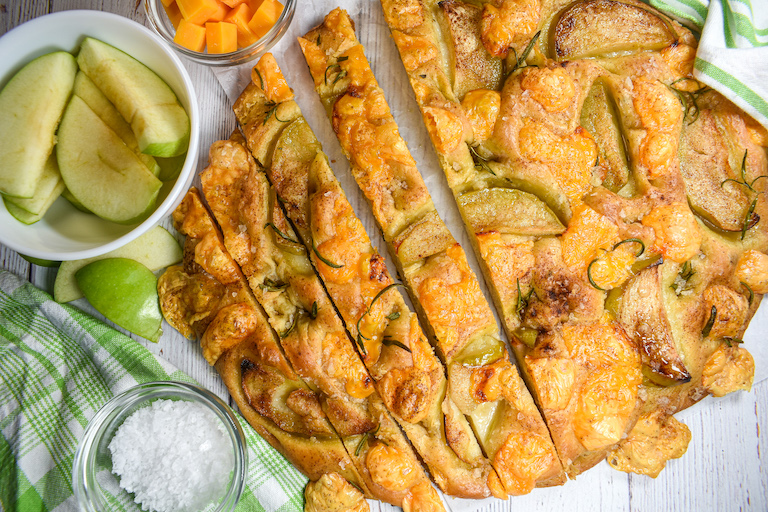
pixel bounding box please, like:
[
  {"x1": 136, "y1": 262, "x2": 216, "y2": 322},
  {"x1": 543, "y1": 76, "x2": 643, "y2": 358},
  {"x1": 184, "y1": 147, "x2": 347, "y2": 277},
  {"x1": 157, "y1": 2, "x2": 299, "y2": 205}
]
[{"x1": 1, "y1": 2, "x2": 766, "y2": 511}]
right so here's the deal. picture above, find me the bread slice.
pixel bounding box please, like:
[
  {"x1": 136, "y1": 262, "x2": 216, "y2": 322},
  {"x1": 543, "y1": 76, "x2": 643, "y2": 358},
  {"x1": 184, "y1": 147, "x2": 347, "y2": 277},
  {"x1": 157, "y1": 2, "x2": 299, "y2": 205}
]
[
  {"x1": 231, "y1": 54, "x2": 497, "y2": 499},
  {"x1": 198, "y1": 134, "x2": 444, "y2": 508},
  {"x1": 158, "y1": 189, "x2": 361, "y2": 485},
  {"x1": 297, "y1": 9, "x2": 565, "y2": 495},
  {"x1": 377, "y1": 0, "x2": 764, "y2": 477}
]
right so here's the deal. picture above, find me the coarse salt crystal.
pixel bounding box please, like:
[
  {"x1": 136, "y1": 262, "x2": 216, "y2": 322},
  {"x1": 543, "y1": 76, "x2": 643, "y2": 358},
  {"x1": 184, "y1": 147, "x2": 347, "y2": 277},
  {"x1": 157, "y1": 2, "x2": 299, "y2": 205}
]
[{"x1": 109, "y1": 399, "x2": 234, "y2": 512}]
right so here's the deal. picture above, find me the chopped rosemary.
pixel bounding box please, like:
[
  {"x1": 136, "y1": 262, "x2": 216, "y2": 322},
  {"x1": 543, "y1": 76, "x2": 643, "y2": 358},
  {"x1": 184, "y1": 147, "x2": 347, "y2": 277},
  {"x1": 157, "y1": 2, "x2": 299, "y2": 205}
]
[
  {"x1": 509, "y1": 31, "x2": 541, "y2": 74},
  {"x1": 263, "y1": 102, "x2": 287, "y2": 125},
  {"x1": 280, "y1": 313, "x2": 297, "y2": 338},
  {"x1": 516, "y1": 279, "x2": 536, "y2": 313},
  {"x1": 382, "y1": 336, "x2": 412, "y2": 353},
  {"x1": 469, "y1": 145, "x2": 495, "y2": 175},
  {"x1": 265, "y1": 222, "x2": 300, "y2": 244},
  {"x1": 355, "y1": 432, "x2": 369, "y2": 456},
  {"x1": 355, "y1": 283, "x2": 406, "y2": 351},
  {"x1": 723, "y1": 336, "x2": 744, "y2": 347},
  {"x1": 311, "y1": 240, "x2": 343, "y2": 268},
  {"x1": 741, "y1": 281, "x2": 754, "y2": 305},
  {"x1": 722, "y1": 151, "x2": 768, "y2": 195},
  {"x1": 324, "y1": 58, "x2": 348, "y2": 86},
  {"x1": 259, "y1": 277, "x2": 288, "y2": 292},
  {"x1": 354, "y1": 424, "x2": 381, "y2": 456},
  {"x1": 666, "y1": 78, "x2": 710, "y2": 125},
  {"x1": 386, "y1": 311, "x2": 401, "y2": 321},
  {"x1": 612, "y1": 238, "x2": 645, "y2": 257},
  {"x1": 254, "y1": 68, "x2": 264, "y2": 90},
  {"x1": 741, "y1": 197, "x2": 759, "y2": 240},
  {"x1": 701, "y1": 305, "x2": 717, "y2": 337},
  {"x1": 671, "y1": 260, "x2": 695, "y2": 296},
  {"x1": 316, "y1": 34, "x2": 321, "y2": 46},
  {"x1": 587, "y1": 258, "x2": 607, "y2": 291},
  {"x1": 310, "y1": 301, "x2": 318, "y2": 319},
  {"x1": 355, "y1": 332, "x2": 367, "y2": 355}
]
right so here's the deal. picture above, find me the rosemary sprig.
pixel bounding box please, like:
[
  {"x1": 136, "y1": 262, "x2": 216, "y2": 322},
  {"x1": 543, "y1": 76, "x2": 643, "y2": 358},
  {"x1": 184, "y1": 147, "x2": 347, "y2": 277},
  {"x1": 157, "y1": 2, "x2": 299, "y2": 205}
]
[
  {"x1": 469, "y1": 145, "x2": 495, "y2": 175},
  {"x1": 280, "y1": 313, "x2": 297, "y2": 338},
  {"x1": 354, "y1": 424, "x2": 381, "y2": 456},
  {"x1": 666, "y1": 78, "x2": 710, "y2": 125},
  {"x1": 509, "y1": 31, "x2": 541, "y2": 75},
  {"x1": 741, "y1": 197, "x2": 758, "y2": 240},
  {"x1": 671, "y1": 260, "x2": 695, "y2": 296},
  {"x1": 311, "y1": 239, "x2": 343, "y2": 268},
  {"x1": 722, "y1": 150, "x2": 768, "y2": 195},
  {"x1": 741, "y1": 281, "x2": 754, "y2": 305},
  {"x1": 324, "y1": 56, "x2": 349, "y2": 86},
  {"x1": 355, "y1": 432, "x2": 369, "y2": 456},
  {"x1": 355, "y1": 283, "x2": 406, "y2": 354},
  {"x1": 259, "y1": 277, "x2": 288, "y2": 292},
  {"x1": 386, "y1": 311, "x2": 401, "y2": 321},
  {"x1": 263, "y1": 101, "x2": 287, "y2": 125},
  {"x1": 612, "y1": 238, "x2": 645, "y2": 257},
  {"x1": 516, "y1": 279, "x2": 536, "y2": 314},
  {"x1": 265, "y1": 222, "x2": 300, "y2": 244},
  {"x1": 701, "y1": 305, "x2": 717, "y2": 337},
  {"x1": 382, "y1": 336, "x2": 412, "y2": 353},
  {"x1": 587, "y1": 258, "x2": 607, "y2": 291},
  {"x1": 587, "y1": 238, "x2": 646, "y2": 291}
]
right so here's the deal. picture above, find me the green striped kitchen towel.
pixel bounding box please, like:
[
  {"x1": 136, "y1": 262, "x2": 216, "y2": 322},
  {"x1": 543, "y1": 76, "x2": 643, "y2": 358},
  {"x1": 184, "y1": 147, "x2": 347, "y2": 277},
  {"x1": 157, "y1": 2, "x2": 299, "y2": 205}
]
[
  {"x1": 649, "y1": 0, "x2": 768, "y2": 128},
  {"x1": 0, "y1": 270, "x2": 307, "y2": 512}
]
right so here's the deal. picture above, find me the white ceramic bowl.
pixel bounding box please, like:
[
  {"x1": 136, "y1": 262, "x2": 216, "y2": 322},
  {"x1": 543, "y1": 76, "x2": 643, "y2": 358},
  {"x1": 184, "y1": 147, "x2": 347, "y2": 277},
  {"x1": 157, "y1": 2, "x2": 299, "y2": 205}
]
[{"x1": 0, "y1": 10, "x2": 199, "y2": 261}]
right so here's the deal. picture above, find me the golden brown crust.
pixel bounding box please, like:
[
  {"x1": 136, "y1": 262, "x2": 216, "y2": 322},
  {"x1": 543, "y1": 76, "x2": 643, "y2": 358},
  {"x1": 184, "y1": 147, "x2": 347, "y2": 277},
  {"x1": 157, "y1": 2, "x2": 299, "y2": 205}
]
[
  {"x1": 231, "y1": 55, "x2": 491, "y2": 500},
  {"x1": 198, "y1": 137, "x2": 440, "y2": 507},
  {"x1": 298, "y1": 8, "x2": 565, "y2": 495},
  {"x1": 158, "y1": 189, "x2": 362, "y2": 486},
  {"x1": 379, "y1": 0, "x2": 765, "y2": 480}
]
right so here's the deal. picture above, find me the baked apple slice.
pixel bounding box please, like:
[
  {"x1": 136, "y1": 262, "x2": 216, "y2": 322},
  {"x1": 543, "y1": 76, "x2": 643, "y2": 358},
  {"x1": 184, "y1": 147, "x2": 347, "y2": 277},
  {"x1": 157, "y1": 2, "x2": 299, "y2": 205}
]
[{"x1": 551, "y1": 0, "x2": 676, "y2": 60}]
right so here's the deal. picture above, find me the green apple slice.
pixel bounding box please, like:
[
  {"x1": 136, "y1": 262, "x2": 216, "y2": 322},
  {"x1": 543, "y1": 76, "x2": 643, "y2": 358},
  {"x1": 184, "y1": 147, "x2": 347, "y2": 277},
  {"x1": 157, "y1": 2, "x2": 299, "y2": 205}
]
[
  {"x1": 76, "y1": 37, "x2": 190, "y2": 158},
  {"x1": 4, "y1": 153, "x2": 65, "y2": 218},
  {"x1": 76, "y1": 257, "x2": 163, "y2": 342},
  {"x1": 53, "y1": 225, "x2": 182, "y2": 303},
  {"x1": 4, "y1": 199, "x2": 44, "y2": 225},
  {"x1": 0, "y1": 51, "x2": 76, "y2": 198},
  {"x1": 156, "y1": 153, "x2": 187, "y2": 181},
  {"x1": 61, "y1": 188, "x2": 91, "y2": 213},
  {"x1": 73, "y1": 71, "x2": 161, "y2": 177},
  {"x1": 57, "y1": 95, "x2": 163, "y2": 224}
]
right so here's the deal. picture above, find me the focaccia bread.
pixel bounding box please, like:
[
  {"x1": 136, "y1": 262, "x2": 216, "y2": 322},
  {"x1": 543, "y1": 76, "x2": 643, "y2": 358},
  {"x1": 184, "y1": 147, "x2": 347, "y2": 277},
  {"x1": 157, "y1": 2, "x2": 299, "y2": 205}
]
[
  {"x1": 231, "y1": 53, "x2": 495, "y2": 500},
  {"x1": 158, "y1": 189, "x2": 361, "y2": 486},
  {"x1": 378, "y1": 0, "x2": 765, "y2": 477},
  {"x1": 198, "y1": 133, "x2": 444, "y2": 509},
  {"x1": 298, "y1": 8, "x2": 565, "y2": 495}
]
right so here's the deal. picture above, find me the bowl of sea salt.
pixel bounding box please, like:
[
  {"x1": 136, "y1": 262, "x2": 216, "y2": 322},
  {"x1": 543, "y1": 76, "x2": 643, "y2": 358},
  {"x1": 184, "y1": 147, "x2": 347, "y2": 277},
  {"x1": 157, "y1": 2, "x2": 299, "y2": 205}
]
[{"x1": 73, "y1": 381, "x2": 246, "y2": 512}]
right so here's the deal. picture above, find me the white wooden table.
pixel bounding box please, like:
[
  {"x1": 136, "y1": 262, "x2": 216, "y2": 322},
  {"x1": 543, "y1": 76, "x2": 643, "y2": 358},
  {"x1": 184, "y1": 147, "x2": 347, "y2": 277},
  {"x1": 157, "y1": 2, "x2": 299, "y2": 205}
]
[{"x1": 1, "y1": 1, "x2": 766, "y2": 511}]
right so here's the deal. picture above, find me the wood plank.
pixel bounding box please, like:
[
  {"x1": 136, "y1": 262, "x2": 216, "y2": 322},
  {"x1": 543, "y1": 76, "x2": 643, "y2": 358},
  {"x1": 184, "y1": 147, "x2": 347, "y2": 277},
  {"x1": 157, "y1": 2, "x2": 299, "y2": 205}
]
[{"x1": 1, "y1": 1, "x2": 767, "y2": 511}]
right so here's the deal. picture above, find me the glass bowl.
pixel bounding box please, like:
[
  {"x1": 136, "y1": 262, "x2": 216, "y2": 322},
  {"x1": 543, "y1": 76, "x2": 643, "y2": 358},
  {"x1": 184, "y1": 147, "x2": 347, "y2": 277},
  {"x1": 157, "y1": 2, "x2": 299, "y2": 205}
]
[
  {"x1": 144, "y1": 0, "x2": 296, "y2": 66},
  {"x1": 72, "y1": 381, "x2": 247, "y2": 512}
]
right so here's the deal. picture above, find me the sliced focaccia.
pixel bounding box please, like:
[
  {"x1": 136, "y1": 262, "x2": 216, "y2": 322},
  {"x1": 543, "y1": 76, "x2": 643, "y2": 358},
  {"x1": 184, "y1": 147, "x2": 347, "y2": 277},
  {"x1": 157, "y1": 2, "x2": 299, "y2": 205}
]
[
  {"x1": 298, "y1": 9, "x2": 565, "y2": 495},
  {"x1": 231, "y1": 53, "x2": 496, "y2": 500},
  {"x1": 378, "y1": 0, "x2": 764, "y2": 477},
  {"x1": 198, "y1": 133, "x2": 445, "y2": 509},
  {"x1": 157, "y1": 189, "x2": 362, "y2": 485}
]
